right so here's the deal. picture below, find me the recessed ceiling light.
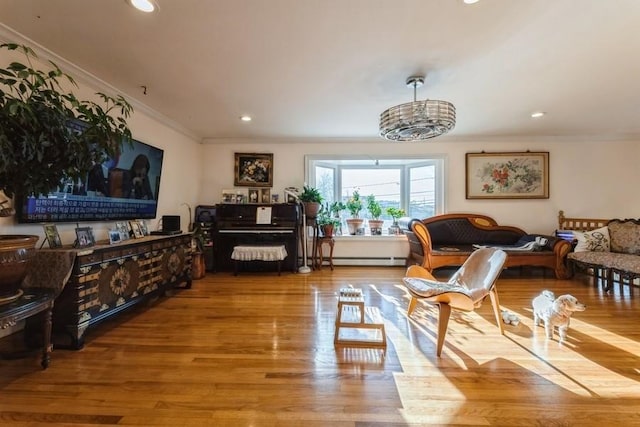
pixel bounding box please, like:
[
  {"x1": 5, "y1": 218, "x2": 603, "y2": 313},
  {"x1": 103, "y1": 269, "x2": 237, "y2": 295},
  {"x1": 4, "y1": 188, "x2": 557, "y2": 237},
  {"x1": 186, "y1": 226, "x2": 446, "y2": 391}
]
[
  {"x1": 240, "y1": 115, "x2": 252, "y2": 122},
  {"x1": 463, "y1": 0, "x2": 480, "y2": 4},
  {"x1": 126, "y1": 0, "x2": 157, "y2": 13},
  {"x1": 531, "y1": 111, "x2": 546, "y2": 118}
]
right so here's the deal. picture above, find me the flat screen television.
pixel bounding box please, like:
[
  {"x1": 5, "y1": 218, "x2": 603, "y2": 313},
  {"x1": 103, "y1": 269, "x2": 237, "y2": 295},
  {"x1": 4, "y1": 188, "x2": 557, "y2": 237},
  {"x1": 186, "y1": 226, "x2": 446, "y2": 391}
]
[{"x1": 17, "y1": 137, "x2": 164, "y2": 223}]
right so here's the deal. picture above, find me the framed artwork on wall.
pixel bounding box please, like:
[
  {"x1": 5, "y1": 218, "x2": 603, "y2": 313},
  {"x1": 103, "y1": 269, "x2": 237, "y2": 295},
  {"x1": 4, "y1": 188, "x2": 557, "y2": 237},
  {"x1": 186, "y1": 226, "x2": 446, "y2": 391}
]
[
  {"x1": 234, "y1": 152, "x2": 273, "y2": 187},
  {"x1": 465, "y1": 151, "x2": 549, "y2": 199}
]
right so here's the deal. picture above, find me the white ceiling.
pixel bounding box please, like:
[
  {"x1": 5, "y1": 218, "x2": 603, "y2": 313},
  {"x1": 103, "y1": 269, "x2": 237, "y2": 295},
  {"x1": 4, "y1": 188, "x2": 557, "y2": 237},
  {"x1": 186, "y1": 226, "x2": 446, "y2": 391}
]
[{"x1": 1, "y1": 0, "x2": 639, "y2": 143}]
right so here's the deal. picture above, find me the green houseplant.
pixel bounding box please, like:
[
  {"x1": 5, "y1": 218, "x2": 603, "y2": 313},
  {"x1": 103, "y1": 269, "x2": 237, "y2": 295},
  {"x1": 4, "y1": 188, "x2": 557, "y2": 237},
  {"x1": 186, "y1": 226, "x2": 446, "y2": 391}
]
[
  {"x1": 366, "y1": 194, "x2": 384, "y2": 235},
  {"x1": 316, "y1": 203, "x2": 340, "y2": 237},
  {"x1": 0, "y1": 43, "x2": 133, "y2": 302},
  {"x1": 298, "y1": 185, "x2": 323, "y2": 219},
  {"x1": 345, "y1": 190, "x2": 364, "y2": 235},
  {"x1": 386, "y1": 207, "x2": 406, "y2": 235}
]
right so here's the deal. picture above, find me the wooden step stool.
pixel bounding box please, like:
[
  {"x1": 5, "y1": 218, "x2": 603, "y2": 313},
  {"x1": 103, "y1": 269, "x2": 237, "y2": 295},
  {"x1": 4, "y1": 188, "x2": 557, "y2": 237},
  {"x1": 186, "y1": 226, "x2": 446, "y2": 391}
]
[{"x1": 334, "y1": 287, "x2": 386, "y2": 348}]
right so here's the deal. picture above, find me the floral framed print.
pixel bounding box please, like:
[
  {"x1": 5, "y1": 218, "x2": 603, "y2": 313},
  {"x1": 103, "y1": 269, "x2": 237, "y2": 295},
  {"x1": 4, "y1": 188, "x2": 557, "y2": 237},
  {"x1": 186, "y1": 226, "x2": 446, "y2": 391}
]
[
  {"x1": 465, "y1": 151, "x2": 549, "y2": 199},
  {"x1": 234, "y1": 153, "x2": 273, "y2": 187}
]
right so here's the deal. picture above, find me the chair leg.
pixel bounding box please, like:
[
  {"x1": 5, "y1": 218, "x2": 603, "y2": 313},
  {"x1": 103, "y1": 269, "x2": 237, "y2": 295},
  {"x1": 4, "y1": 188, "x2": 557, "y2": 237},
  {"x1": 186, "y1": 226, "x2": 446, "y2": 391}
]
[
  {"x1": 407, "y1": 296, "x2": 418, "y2": 316},
  {"x1": 435, "y1": 303, "x2": 451, "y2": 357},
  {"x1": 489, "y1": 288, "x2": 504, "y2": 335}
]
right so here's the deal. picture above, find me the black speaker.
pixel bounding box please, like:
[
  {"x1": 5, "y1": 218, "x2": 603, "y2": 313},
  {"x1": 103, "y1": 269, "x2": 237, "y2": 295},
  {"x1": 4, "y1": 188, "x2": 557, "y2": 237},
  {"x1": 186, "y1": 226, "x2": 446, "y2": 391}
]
[{"x1": 162, "y1": 215, "x2": 181, "y2": 232}]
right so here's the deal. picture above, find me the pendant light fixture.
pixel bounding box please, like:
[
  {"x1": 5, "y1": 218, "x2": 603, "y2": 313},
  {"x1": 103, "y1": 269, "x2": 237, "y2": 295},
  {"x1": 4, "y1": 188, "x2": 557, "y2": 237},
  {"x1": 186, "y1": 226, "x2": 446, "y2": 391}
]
[{"x1": 379, "y1": 75, "x2": 456, "y2": 141}]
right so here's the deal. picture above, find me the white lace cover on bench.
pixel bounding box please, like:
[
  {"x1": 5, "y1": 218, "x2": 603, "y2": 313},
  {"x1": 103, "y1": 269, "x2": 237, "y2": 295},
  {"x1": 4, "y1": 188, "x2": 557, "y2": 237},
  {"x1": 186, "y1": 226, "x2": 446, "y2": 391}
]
[{"x1": 231, "y1": 245, "x2": 287, "y2": 261}]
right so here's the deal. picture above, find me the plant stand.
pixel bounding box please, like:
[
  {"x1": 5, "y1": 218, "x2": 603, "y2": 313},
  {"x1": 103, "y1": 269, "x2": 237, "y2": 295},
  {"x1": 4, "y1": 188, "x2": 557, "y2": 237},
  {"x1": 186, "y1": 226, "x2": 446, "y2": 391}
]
[{"x1": 334, "y1": 287, "x2": 386, "y2": 348}]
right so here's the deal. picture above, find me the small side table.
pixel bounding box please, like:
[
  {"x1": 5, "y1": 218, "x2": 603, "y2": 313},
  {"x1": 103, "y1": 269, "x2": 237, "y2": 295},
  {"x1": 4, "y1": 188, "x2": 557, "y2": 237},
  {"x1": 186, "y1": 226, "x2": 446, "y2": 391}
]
[
  {"x1": 0, "y1": 288, "x2": 55, "y2": 369},
  {"x1": 315, "y1": 236, "x2": 335, "y2": 270},
  {"x1": 334, "y1": 287, "x2": 386, "y2": 348}
]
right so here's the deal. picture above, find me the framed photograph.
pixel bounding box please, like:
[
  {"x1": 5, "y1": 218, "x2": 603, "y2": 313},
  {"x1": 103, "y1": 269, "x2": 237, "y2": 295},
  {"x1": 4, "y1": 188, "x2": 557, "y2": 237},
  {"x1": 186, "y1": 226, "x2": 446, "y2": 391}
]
[
  {"x1": 235, "y1": 188, "x2": 248, "y2": 204},
  {"x1": 222, "y1": 189, "x2": 237, "y2": 204},
  {"x1": 465, "y1": 152, "x2": 549, "y2": 199},
  {"x1": 115, "y1": 221, "x2": 130, "y2": 240},
  {"x1": 271, "y1": 194, "x2": 279, "y2": 203},
  {"x1": 260, "y1": 188, "x2": 271, "y2": 204},
  {"x1": 43, "y1": 223, "x2": 62, "y2": 248},
  {"x1": 129, "y1": 220, "x2": 144, "y2": 238},
  {"x1": 75, "y1": 226, "x2": 95, "y2": 248},
  {"x1": 108, "y1": 229, "x2": 122, "y2": 245},
  {"x1": 137, "y1": 219, "x2": 149, "y2": 236},
  {"x1": 234, "y1": 152, "x2": 273, "y2": 187},
  {"x1": 248, "y1": 188, "x2": 260, "y2": 203}
]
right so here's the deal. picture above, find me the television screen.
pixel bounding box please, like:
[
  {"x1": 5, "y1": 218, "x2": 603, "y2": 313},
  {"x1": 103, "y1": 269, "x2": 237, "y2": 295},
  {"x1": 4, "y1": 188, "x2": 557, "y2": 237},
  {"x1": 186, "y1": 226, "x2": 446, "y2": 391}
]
[{"x1": 17, "y1": 137, "x2": 164, "y2": 223}]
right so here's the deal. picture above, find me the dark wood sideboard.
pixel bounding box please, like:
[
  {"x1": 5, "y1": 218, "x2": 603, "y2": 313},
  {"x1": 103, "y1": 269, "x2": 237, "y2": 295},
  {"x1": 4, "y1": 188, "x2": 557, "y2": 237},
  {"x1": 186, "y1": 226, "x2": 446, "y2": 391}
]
[{"x1": 41, "y1": 234, "x2": 192, "y2": 349}]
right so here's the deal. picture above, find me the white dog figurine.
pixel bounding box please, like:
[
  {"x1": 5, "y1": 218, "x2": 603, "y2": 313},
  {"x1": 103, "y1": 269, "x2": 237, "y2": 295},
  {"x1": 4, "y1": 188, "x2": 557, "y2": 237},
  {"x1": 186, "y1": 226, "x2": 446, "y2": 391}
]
[{"x1": 532, "y1": 290, "x2": 586, "y2": 342}]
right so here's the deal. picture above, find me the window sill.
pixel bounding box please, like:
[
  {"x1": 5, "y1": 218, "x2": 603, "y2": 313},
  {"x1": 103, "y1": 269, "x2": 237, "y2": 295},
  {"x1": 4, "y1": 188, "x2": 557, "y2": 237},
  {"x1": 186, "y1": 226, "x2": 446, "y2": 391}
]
[{"x1": 332, "y1": 234, "x2": 407, "y2": 242}]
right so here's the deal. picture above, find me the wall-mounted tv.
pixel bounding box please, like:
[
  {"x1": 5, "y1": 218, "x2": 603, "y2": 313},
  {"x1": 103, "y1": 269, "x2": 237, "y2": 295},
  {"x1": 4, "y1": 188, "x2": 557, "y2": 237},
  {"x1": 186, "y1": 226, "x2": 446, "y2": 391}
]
[{"x1": 17, "y1": 137, "x2": 164, "y2": 224}]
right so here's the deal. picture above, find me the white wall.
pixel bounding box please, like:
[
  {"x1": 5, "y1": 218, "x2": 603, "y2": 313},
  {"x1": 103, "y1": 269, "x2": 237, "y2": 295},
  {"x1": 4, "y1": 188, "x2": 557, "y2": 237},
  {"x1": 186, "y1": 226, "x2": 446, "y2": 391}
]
[{"x1": 200, "y1": 138, "x2": 640, "y2": 235}]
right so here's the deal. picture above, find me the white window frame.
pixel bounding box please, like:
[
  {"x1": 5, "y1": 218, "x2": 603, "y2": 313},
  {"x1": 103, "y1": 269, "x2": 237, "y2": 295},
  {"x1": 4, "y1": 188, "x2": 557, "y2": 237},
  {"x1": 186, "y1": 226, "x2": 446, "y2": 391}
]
[{"x1": 304, "y1": 154, "x2": 447, "y2": 219}]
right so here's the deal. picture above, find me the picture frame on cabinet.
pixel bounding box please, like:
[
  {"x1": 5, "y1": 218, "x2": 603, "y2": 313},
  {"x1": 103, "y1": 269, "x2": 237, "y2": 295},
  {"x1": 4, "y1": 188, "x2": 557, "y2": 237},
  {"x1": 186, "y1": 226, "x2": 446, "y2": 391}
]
[
  {"x1": 129, "y1": 220, "x2": 144, "y2": 238},
  {"x1": 43, "y1": 223, "x2": 62, "y2": 248},
  {"x1": 115, "y1": 221, "x2": 130, "y2": 240},
  {"x1": 74, "y1": 226, "x2": 95, "y2": 248},
  {"x1": 108, "y1": 229, "x2": 122, "y2": 245}
]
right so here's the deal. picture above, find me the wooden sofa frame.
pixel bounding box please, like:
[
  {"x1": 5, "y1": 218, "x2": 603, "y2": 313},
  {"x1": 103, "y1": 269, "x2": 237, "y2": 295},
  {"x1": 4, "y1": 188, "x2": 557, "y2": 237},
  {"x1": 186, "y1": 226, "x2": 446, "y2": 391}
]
[
  {"x1": 403, "y1": 213, "x2": 572, "y2": 279},
  {"x1": 558, "y1": 210, "x2": 639, "y2": 290}
]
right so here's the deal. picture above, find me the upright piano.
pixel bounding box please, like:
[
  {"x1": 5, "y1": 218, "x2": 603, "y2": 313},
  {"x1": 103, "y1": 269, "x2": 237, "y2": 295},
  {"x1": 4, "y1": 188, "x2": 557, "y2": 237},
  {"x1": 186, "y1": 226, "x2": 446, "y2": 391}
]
[{"x1": 213, "y1": 203, "x2": 301, "y2": 272}]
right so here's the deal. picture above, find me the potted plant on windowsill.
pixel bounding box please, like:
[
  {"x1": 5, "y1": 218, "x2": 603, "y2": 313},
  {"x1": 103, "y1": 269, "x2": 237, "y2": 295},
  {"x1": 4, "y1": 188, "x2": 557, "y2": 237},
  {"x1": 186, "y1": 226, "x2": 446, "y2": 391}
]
[
  {"x1": 298, "y1": 185, "x2": 323, "y2": 219},
  {"x1": 366, "y1": 195, "x2": 384, "y2": 235},
  {"x1": 317, "y1": 203, "x2": 340, "y2": 238},
  {"x1": 0, "y1": 43, "x2": 133, "y2": 303},
  {"x1": 386, "y1": 207, "x2": 406, "y2": 235},
  {"x1": 345, "y1": 190, "x2": 364, "y2": 235}
]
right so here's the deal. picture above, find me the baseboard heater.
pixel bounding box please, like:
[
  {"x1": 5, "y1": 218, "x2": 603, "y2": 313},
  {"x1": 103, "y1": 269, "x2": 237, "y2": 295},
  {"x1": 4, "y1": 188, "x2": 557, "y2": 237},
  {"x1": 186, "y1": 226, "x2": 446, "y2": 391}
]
[{"x1": 330, "y1": 257, "x2": 406, "y2": 267}]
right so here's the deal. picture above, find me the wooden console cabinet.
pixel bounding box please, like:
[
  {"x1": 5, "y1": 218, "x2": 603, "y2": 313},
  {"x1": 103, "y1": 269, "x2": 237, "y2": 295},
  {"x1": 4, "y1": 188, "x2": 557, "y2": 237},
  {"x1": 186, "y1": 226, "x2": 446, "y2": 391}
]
[{"x1": 52, "y1": 234, "x2": 192, "y2": 349}]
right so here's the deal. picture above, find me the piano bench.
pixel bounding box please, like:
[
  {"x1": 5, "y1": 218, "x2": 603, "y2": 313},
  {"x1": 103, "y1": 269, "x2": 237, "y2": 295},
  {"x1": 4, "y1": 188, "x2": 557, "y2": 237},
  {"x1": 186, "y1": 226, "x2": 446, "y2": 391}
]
[{"x1": 231, "y1": 245, "x2": 288, "y2": 276}]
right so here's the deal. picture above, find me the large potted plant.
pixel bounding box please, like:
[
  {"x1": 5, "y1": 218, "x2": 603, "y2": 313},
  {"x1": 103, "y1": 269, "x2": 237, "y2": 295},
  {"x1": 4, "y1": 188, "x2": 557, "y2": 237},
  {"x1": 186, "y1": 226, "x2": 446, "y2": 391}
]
[
  {"x1": 0, "y1": 43, "x2": 133, "y2": 303},
  {"x1": 366, "y1": 194, "x2": 384, "y2": 235},
  {"x1": 316, "y1": 203, "x2": 340, "y2": 238},
  {"x1": 298, "y1": 185, "x2": 323, "y2": 219},
  {"x1": 345, "y1": 190, "x2": 364, "y2": 235}
]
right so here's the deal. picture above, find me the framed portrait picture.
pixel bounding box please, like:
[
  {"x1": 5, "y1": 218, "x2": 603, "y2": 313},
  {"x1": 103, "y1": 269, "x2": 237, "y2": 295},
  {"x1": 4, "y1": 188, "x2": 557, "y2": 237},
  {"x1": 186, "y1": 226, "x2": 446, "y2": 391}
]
[
  {"x1": 271, "y1": 194, "x2": 279, "y2": 203},
  {"x1": 137, "y1": 219, "x2": 149, "y2": 236},
  {"x1": 115, "y1": 221, "x2": 130, "y2": 240},
  {"x1": 108, "y1": 229, "x2": 122, "y2": 245},
  {"x1": 235, "y1": 188, "x2": 248, "y2": 204},
  {"x1": 75, "y1": 226, "x2": 95, "y2": 248},
  {"x1": 248, "y1": 188, "x2": 260, "y2": 204},
  {"x1": 234, "y1": 153, "x2": 273, "y2": 187},
  {"x1": 260, "y1": 188, "x2": 271, "y2": 204},
  {"x1": 222, "y1": 189, "x2": 237, "y2": 204},
  {"x1": 129, "y1": 220, "x2": 144, "y2": 238},
  {"x1": 43, "y1": 223, "x2": 62, "y2": 248},
  {"x1": 465, "y1": 151, "x2": 549, "y2": 199}
]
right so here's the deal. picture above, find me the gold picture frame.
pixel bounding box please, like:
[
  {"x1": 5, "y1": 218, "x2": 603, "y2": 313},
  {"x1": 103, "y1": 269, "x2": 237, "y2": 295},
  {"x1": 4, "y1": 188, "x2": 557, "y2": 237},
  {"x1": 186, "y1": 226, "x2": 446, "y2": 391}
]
[
  {"x1": 234, "y1": 153, "x2": 273, "y2": 187},
  {"x1": 465, "y1": 151, "x2": 549, "y2": 199}
]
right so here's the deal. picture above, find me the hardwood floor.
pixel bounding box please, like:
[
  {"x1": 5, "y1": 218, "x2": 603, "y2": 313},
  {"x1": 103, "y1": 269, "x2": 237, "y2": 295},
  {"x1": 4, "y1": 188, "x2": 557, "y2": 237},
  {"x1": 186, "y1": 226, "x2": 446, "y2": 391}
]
[{"x1": 1, "y1": 267, "x2": 639, "y2": 426}]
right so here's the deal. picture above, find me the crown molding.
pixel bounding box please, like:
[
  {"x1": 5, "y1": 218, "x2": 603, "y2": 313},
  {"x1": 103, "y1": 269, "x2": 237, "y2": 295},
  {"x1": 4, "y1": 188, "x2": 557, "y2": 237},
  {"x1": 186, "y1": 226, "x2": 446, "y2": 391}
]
[{"x1": 0, "y1": 23, "x2": 202, "y2": 143}]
